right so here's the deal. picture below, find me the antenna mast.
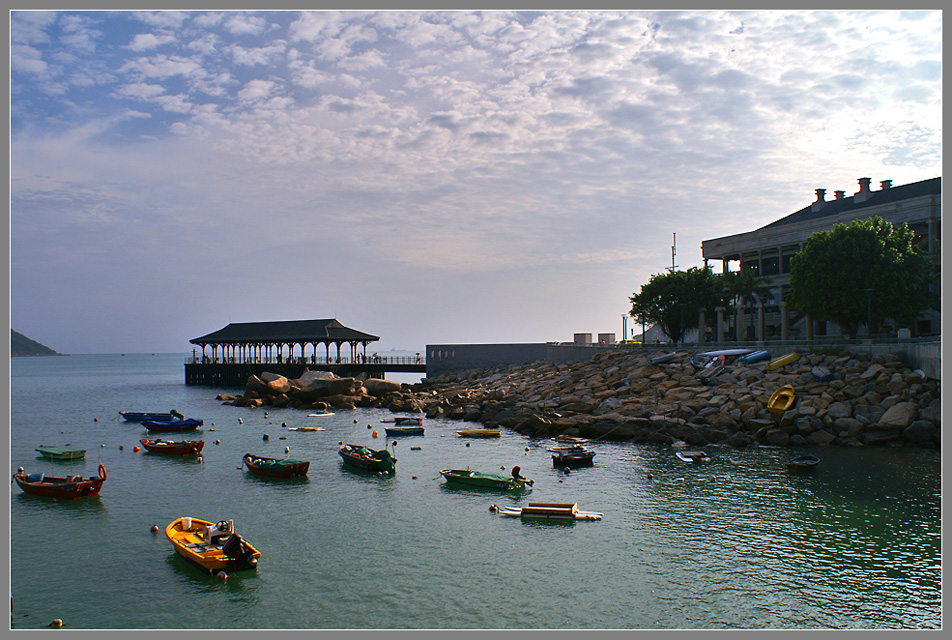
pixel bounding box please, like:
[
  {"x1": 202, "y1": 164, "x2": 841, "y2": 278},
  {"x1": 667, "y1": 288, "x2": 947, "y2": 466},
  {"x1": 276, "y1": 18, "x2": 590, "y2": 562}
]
[{"x1": 667, "y1": 233, "x2": 678, "y2": 273}]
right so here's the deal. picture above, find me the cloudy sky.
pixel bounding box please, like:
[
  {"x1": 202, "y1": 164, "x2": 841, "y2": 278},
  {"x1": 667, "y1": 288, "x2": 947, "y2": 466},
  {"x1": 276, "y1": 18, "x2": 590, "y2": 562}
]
[{"x1": 9, "y1": 9, "x2": 942, "y2": 354}]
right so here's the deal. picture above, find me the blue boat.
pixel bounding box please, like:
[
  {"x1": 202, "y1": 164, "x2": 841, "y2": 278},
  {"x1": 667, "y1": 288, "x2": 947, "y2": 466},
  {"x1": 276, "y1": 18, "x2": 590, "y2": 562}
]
[
  {"x1": 142, "y1": 418, "x2": 203, "y2": 432},
  {"x1": 120, "y1": 411, "x2": 177, "y2": 423},
  {"x1": 786, "y1": 455, "x2": 820, "y2": 473},
  {"x1": 739, "y1": 350, "x2": 770, "y2": 364}
]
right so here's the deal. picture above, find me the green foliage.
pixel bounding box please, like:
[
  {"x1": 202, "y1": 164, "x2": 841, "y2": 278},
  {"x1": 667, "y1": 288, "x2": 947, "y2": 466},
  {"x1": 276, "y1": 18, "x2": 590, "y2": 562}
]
[
  {"x1": 787, "y1": 216, "x2": 932, "y2": 339},
  {"x1": 629, "y1": 267, "x2": 730, "y2": 343},
  {"x1": 723, "y1": 269, "x2": 771, "y2": 310}
]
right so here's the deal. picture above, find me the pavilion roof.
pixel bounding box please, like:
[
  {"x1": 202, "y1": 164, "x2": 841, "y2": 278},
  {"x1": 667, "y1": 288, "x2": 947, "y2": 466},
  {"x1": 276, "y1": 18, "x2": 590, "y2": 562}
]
[{"x1": 190, "y1": 319, "x2": 380, "y2": 345}]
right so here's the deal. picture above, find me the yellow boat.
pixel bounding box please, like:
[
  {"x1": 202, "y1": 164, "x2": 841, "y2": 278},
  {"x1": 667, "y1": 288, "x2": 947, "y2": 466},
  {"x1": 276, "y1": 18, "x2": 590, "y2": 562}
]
[
  {"x1": 165, "y1": 517, "x2": 261, "y2": 575},
  {"x1": 767, "y1": 385, "x2": 797, "y2": 414},
  {"x1": 456, "y1": 429, "x2": 501, "y2": 438},
  {"x1": 764, "y1": 352, "x2": 799, "y2": 371}
]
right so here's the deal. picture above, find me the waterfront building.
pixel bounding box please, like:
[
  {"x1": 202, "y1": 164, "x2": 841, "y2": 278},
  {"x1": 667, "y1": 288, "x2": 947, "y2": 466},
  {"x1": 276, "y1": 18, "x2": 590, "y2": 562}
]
[{"x1": 701, "y1": 176, "x2": 941, "y2": 340}]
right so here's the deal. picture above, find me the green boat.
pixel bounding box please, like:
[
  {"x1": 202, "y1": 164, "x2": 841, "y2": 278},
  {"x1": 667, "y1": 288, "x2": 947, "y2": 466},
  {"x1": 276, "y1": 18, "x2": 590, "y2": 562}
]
[
  {"x1": 440, "y1": 468, "x2": 531, "y2": 491},
  {"x1": 35, "y1": 445, "x2": 86, "y2": 461}
]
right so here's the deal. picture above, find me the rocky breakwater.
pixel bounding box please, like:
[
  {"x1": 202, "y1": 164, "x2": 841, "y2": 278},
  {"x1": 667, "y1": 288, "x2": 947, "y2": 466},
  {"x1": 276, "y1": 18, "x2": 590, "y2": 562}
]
[
  {"x1": 218, "y1": 370, "x2": 407, "y2": 412},
  {"x1": 219, "y1": 349, "x2": 940, "y2": 450}
]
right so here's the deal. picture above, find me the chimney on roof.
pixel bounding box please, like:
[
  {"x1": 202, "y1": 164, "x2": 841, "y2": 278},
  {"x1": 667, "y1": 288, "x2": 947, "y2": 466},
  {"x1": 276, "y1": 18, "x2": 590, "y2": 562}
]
[
  {"x1": 854, "y1": 177, "x2": 872, "y2": 203},
  {"x1": 834, "y1": 190, "x2": 845, "y2": 200},
  {"x1": 811, "y1": 188, "x2": 827, "y2": 211},
  {"x1": 880, "y1": 179, "x2": 892, "y2": 190}
]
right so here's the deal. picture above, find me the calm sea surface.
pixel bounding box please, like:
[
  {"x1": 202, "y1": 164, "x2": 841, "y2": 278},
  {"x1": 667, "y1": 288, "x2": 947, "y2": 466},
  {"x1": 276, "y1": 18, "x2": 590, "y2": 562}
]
[{"x1": 8, "y1": 354, "x2": 942, "y2": 630}]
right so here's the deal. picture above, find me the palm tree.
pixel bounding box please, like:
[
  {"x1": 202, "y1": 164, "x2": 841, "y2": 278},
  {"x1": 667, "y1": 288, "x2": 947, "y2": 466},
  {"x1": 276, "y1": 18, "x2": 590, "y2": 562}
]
[{"x1": 723, "y1": 270, "x2": 771, "y2": 341}]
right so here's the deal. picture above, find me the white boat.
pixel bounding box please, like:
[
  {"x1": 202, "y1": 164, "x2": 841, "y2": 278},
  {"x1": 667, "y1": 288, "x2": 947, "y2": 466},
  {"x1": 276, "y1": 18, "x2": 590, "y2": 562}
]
[
  {"x1": 496, "y1": 502, "x2": 603, "y2": 521},
  {"x1": 676, "y1": 450, "x2": 711, "y2": 463}
]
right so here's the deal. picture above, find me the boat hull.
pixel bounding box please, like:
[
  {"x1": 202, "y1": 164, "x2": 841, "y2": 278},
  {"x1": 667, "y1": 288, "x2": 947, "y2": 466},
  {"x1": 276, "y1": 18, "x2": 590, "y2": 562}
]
[
  {"x1": 552, "y1": 451, "x2": 596, "y2": 467},
  {"x1": 338, "y1": 444, "x2": 396, "y2": 473},
  {"x1": 140, "y1": 439, "x2": 204, "y2": 456},
  {"x1": 787, "y1": 455, "x2": 820, "y2": 473},
  {"x1": 142, "y1": 418, "x2": 203, "y2": 432},
  {"x1": 767, "y1": 385, "x2": 797, "y2": 414},
  {"x1": 243, "y1": 454, "x2": 310, "y2": 478},
  {"x1": 676, "y1": 451, "x2": 711, "y2": 463},
  {"x1": 384, "y1": 426, "x2": 424, "y2": 436},
  {"x1": 765, "y1": 352, "x2": 799, "y2": 371},
  {"x1": 120, "y1": 411, "x2": 174, "y2": 423},
  {"x1": 35, "y1": 446, "x2": 86, "y2": 461},
  {"x1": 165, "y1": 517, "x2": 261, "y2": 575},
  {"x1": 440, "y1": 469, "x2": 527, "y2": 491},
  {"x1": 455, "y1": 430, "x2": 501, "y2": 438},
  {"x1": 497, "y1": 503, "x2": 603, "y2": 521},
  {"x1": 14, "y1": 470, "x2": 105, "y2": 499}
]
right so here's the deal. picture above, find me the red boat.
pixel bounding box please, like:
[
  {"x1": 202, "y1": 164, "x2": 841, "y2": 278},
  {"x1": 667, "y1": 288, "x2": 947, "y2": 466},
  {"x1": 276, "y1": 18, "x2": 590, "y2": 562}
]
[
  {"x1": 242, "y1": 453, "x2": 310, "y2": 479},
  {"x1": 140, "y1": 438, "x2": 205, "y2": 456},
  {"x1": 13, "y1": 464, "x2": 107, "y2": 499}
]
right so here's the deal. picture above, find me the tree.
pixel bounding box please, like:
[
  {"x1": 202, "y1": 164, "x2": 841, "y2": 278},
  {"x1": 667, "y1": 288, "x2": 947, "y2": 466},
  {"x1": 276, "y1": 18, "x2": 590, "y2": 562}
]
[
  {"x1": 723, "y1": 269, "x2": 771, "y2": 340},
  {"x1": 786, "y1": 216, "x2": 933, "y2": 339},
  {"x1": 629, "y1": 267, "x2": 729, "y2": 343}
]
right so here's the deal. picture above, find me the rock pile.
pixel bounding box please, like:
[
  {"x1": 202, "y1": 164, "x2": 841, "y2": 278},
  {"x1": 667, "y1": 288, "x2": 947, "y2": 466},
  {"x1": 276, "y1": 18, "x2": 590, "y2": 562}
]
[{"x1": 220, "y1": 349, "x2": 940, "y2": 449}]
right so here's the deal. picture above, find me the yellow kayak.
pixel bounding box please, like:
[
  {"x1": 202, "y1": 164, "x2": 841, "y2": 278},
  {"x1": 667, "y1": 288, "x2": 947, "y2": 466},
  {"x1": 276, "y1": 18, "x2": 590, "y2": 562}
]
[
  {"x1": 165, "y1": 517, "x2": 261, "y2": 575},
  {"x1": 764, "y1": 352, "x2": 799, "y2": 371}
]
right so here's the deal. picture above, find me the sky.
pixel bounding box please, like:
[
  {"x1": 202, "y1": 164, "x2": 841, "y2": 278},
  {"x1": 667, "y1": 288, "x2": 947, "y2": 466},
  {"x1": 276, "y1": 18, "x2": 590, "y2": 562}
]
[{"x1": 9, "y1": 9, "x2": 943, "y2": 354}]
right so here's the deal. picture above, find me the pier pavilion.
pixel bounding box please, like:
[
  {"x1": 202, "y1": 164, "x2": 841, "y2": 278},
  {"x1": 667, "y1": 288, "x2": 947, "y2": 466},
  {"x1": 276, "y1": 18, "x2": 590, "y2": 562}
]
[{"x1": 184, "y1": 319, "x2": 424, "y2": 386}]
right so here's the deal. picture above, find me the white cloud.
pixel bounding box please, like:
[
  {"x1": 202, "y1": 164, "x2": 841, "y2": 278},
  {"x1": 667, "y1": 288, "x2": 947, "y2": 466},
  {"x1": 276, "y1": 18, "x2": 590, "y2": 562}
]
[
  {"x1": 129, "y1": 33, "x2": 177, "y2": 51},
  {"x1": 224, "y1": 13, "x2": 268, "y2": 36}
]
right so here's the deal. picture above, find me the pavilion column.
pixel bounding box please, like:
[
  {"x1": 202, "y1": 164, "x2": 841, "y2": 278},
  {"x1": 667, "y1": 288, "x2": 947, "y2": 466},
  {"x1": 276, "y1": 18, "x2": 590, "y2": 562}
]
[
  {"x1": 757, "y1": 301, "x2": 765, "y2": 344},
  {"x1": 697, "y1": 309, "x2": 706, "y2": 344},
  {"x1": 781, "y1": 302, "x2": 790, "y2": 341},
  {"x1": 715, "y1": 306, "x2": 725, "y2": 343}
]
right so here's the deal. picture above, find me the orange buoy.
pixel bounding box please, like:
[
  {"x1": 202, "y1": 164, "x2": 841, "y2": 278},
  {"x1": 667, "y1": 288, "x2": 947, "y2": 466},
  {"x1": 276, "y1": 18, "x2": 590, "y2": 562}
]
[
  {"x1": 372, "y1": 430, "x2": 378, "y2": 438},
  {"x1": 151, "y1": 525, "x2": 159, "y2": 532},
  {"x1": 94, "y1": 417, "x2": 99, "y2": 422},
  {"x1": 50, "y1": 619, "x2": 63, "y2": 628},
  {"x1": 133, "y1": 446, "x2": 140, "y2": 452}
]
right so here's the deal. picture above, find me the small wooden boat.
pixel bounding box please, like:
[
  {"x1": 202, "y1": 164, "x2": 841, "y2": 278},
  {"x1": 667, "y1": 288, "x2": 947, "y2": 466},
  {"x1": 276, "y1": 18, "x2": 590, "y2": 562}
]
[
  {"x1": 287, "y1": 426, "x2": 325, "y2": 432},
  {"x1": 120, "y1": 411, "x2": 174, "y2": 423},
  {"x1": 385, "y1": 426, "x2": 425, "y2": 436},
  {"x1": 307, "y1": 412, "x2": 334, "y2": 417},
  {"x1": 786, "y1": 454, "x2": 820, "y2": 473},
  {"x1": 739, "y1": 350, "x2": 770, "y2": 364},
  {"x1": 553, "y1": 435, "x2": 590, "y2": 445},
  {"x1": 165, "y1": 517, "x2": 261, "y2": 575},
  {"x1": 497, "y1": 503, "x2": 602, "y2": 521},
  {"x1": 676, "y1": 450, "x2": 711, "y2": 463},
  {"x1": 140, "y1": 438, "x2": 204, "y2": 456},
  {"x1": 243, "y1": 453, "x2": 309, "y2": 478},
  {"x1": 382, "y1": 416, "x2": 423, "y2": 425},
  {"x1": 13, "y1": 464, "x2": 106, "y2": 499},
  {"x1": 35, "y1": 445, "x2": 86, "y2": 461},
  {"x1": 697, "y1": 355, "x2": 726, "y2": 381},
  {"x1": 440, "y1": 468, "x2": 531, "y2": 490},
  {"x1": 456, "y1": 429, "x2": 501, "y2": 438},
  {"x1": 767, "y1": 385, "x2": 796, "y2": 414},
  {"x1": 811, "y1": 365, "x2": 833, "y2": 382},
  {"x1": 549, "y1": 445, "x2": 596, "y2": 467},
  {"x1": 764, "y1": 352, "x2": 799, "y2": 371},
  {"x1": 142, "y1": 418, "x2": 203, "y2": 432},
  {"x1": 649, "y1": 351, "x2": 678, "y2": 365},
  {"x1": 338, "y1": 443, "x2": 397, "y2": 473}
]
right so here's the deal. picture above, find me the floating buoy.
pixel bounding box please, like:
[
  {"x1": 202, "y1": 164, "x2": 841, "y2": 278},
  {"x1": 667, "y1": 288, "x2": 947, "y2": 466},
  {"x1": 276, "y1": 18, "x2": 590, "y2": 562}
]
[
  {"x1": 285, "y1": 446, "x2": 290, "y2": 453},
  {"x1": 563, "y1": 467, "x2": 571, "y2": 474},
  {"x1": 279, "y1": 436, "x2": 286, "y2": 440},
  {"x1": 100, "y1": 444, "x2": 105, "y2": 448},
  {"x1": 411, "y1": 475, "x2": 417, "y2": 480},
  {"x1": 372, "y1": 430, "x2": 378, "y2": 438},
  {"x1": 410, "y1": 446, "x2": 421, "y2": 451},
  {"x1": 133, "y1": 446, "x2": 140, "y2": 452},
  {"x1": 17, "y1": 466, "x2": 23, "y2": 473},
  {"x1": 50, "y1": 619, "x2": 63, "y2": 628},
  {"x1": 216, "y1": 571, "x2": 227, "y2": 582},
  {"x1": 119, "y1": 445, "x2": 124, "y2": 450},
  {"x1": 524, "y1": 447, "x2": 529, "y2": 451},
  {"x1": 238, "y1": 418, "x2": 243, "y2": 424},
  {"x1": 647, "y1": 473, "x2": 654, "y2": 479},
  {"x1": 465, "y1": 443, "x2": 470, "y2": 447},
  {"x1": 500, "y1": 465, "x2": 506, "y2": 470},
  {"x1": 354, "y1": 419, "x2": 358, "y2": 424},
  {"x1": 489, "y1": 504, "x2": 498, "y2": 512},
  {"x1": 94, "y1": 417, "x2": 99, "y2": 422},
  {"x1": 151, "y1": 525, "x2": 158, "y2": 533},
  {"x1": 282, "y1": 422, "x2": 287, "y2": 427},
  {"x1": 367, "y1": 424, "x2": 372, "y2": 429},
  {"x1": 197, "y1": 456, "x2": 203, "y2": 463},
  {"x1": 215, "y1": 440, "x2": 220, "y2": 445},
  {"x1": 209, "y1": 428, "x2": 215, "y2": 431},
  {"x1": 263, "y1": 434, "x2": 269, "y2": 440}
]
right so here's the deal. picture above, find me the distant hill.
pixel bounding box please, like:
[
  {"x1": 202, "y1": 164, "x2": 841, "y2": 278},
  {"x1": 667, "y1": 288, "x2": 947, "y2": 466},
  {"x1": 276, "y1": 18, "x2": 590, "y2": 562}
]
[{"x1": 11, "y1": 330, "x2": 60, "y2": 356}]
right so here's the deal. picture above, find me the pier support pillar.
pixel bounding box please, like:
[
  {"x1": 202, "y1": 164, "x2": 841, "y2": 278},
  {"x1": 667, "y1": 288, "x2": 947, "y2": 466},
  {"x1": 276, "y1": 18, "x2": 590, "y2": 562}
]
[
  {"x1": 715, "y1": 307, "x2": 725, "y2": 344},
  {"x1": 697, "y1": 309, "x2": 706, "y2": 344}
]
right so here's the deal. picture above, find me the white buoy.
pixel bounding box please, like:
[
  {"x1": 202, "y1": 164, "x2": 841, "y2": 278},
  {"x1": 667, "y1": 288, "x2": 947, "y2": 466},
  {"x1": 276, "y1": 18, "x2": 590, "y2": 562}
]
[
  {"x1": 285, "y1": 446, "x2": 290, "y2": 453},
  {"x1": 216, "y1": 571, "x2": 227, "y2": 582}
]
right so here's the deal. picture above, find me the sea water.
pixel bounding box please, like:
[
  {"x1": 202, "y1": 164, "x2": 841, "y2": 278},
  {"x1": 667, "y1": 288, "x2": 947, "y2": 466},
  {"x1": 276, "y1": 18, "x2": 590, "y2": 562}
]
[{"x1": 8, "y1": 354, "x2": 942, "y2": 629}]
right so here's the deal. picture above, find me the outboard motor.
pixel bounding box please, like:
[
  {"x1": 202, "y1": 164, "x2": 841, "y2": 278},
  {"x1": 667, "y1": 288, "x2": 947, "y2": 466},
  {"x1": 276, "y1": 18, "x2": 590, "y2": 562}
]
[{"x1": 222, "y1": 534, "x2": 256, "y2": 566}]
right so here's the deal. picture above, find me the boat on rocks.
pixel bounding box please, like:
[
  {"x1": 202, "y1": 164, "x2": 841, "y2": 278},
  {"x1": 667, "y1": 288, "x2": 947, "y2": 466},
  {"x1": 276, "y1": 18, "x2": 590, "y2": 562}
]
[
  {"x1": 690, "y1": 349, "x2": 754, "y2": 367},
  {"x1": 338, "y1": 443, "x2": 396, "y2": 474},
  {"x1": 456, "y1": 429, "x2": 501, "y2": 438},
  {"x1": 35, "y1": 445, "x2": 85, "y2": 461},
  {"x1": 140, "y1": 438, "x2": 204, "y2": 456},
  {"x1": 440, "y1": 468, "x2": 532, "y2": 491},
  {"x1": 243, "y1": 453, "x2": 310, "y2": 478},
  {"x1": 549, "y1": 445, "x2": 596, "y2": 467},
  {"x1": 496, "y1": 502, "x2": 603, "y2": 521},
  {"x1": 142, "y1": 418, "x2": 203, "y2": 432},
  {"x1": 13, "y1": 464, "x2": 107, "y2": 499},
  {"x1": 675, "y1": 450, "x2": 711, "y2": 463},
  {"x1": 165, "y1": 517, "x2": 261, "y2": 575},
  {"x1": 739, "y1": 350, "x2": 771, "y2": 364},
  {"x1": 765, "y1": 352, "x2": 799, "y2": 371},
  {"x1": 649, "y1": 351, "x2": 678, "y2": 365},
  {"x1": 767, "y1": 385, "x2": 797, "y2": 414},
  {"x1": 786, "y1": 454, "x2": 820, "y2": 473}
]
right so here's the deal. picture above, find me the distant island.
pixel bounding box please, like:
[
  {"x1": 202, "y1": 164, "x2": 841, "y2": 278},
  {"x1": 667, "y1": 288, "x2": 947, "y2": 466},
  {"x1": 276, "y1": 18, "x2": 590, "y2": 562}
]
[{"x1": 11, "y1": 330, "x2": 60, "y2": 356}]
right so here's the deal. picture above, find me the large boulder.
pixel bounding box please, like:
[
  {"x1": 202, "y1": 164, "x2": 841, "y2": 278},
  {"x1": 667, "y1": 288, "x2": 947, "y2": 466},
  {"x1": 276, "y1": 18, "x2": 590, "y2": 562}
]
[
  {"x1": 877, "y1": 401, "x2": 918, "y2": 431},
  {"x1": 902, "y1": 420, "x2": 936, "y2": 443},
  {"x1": 364, "y1": 378, "x2": 402, "y2": 396}
]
